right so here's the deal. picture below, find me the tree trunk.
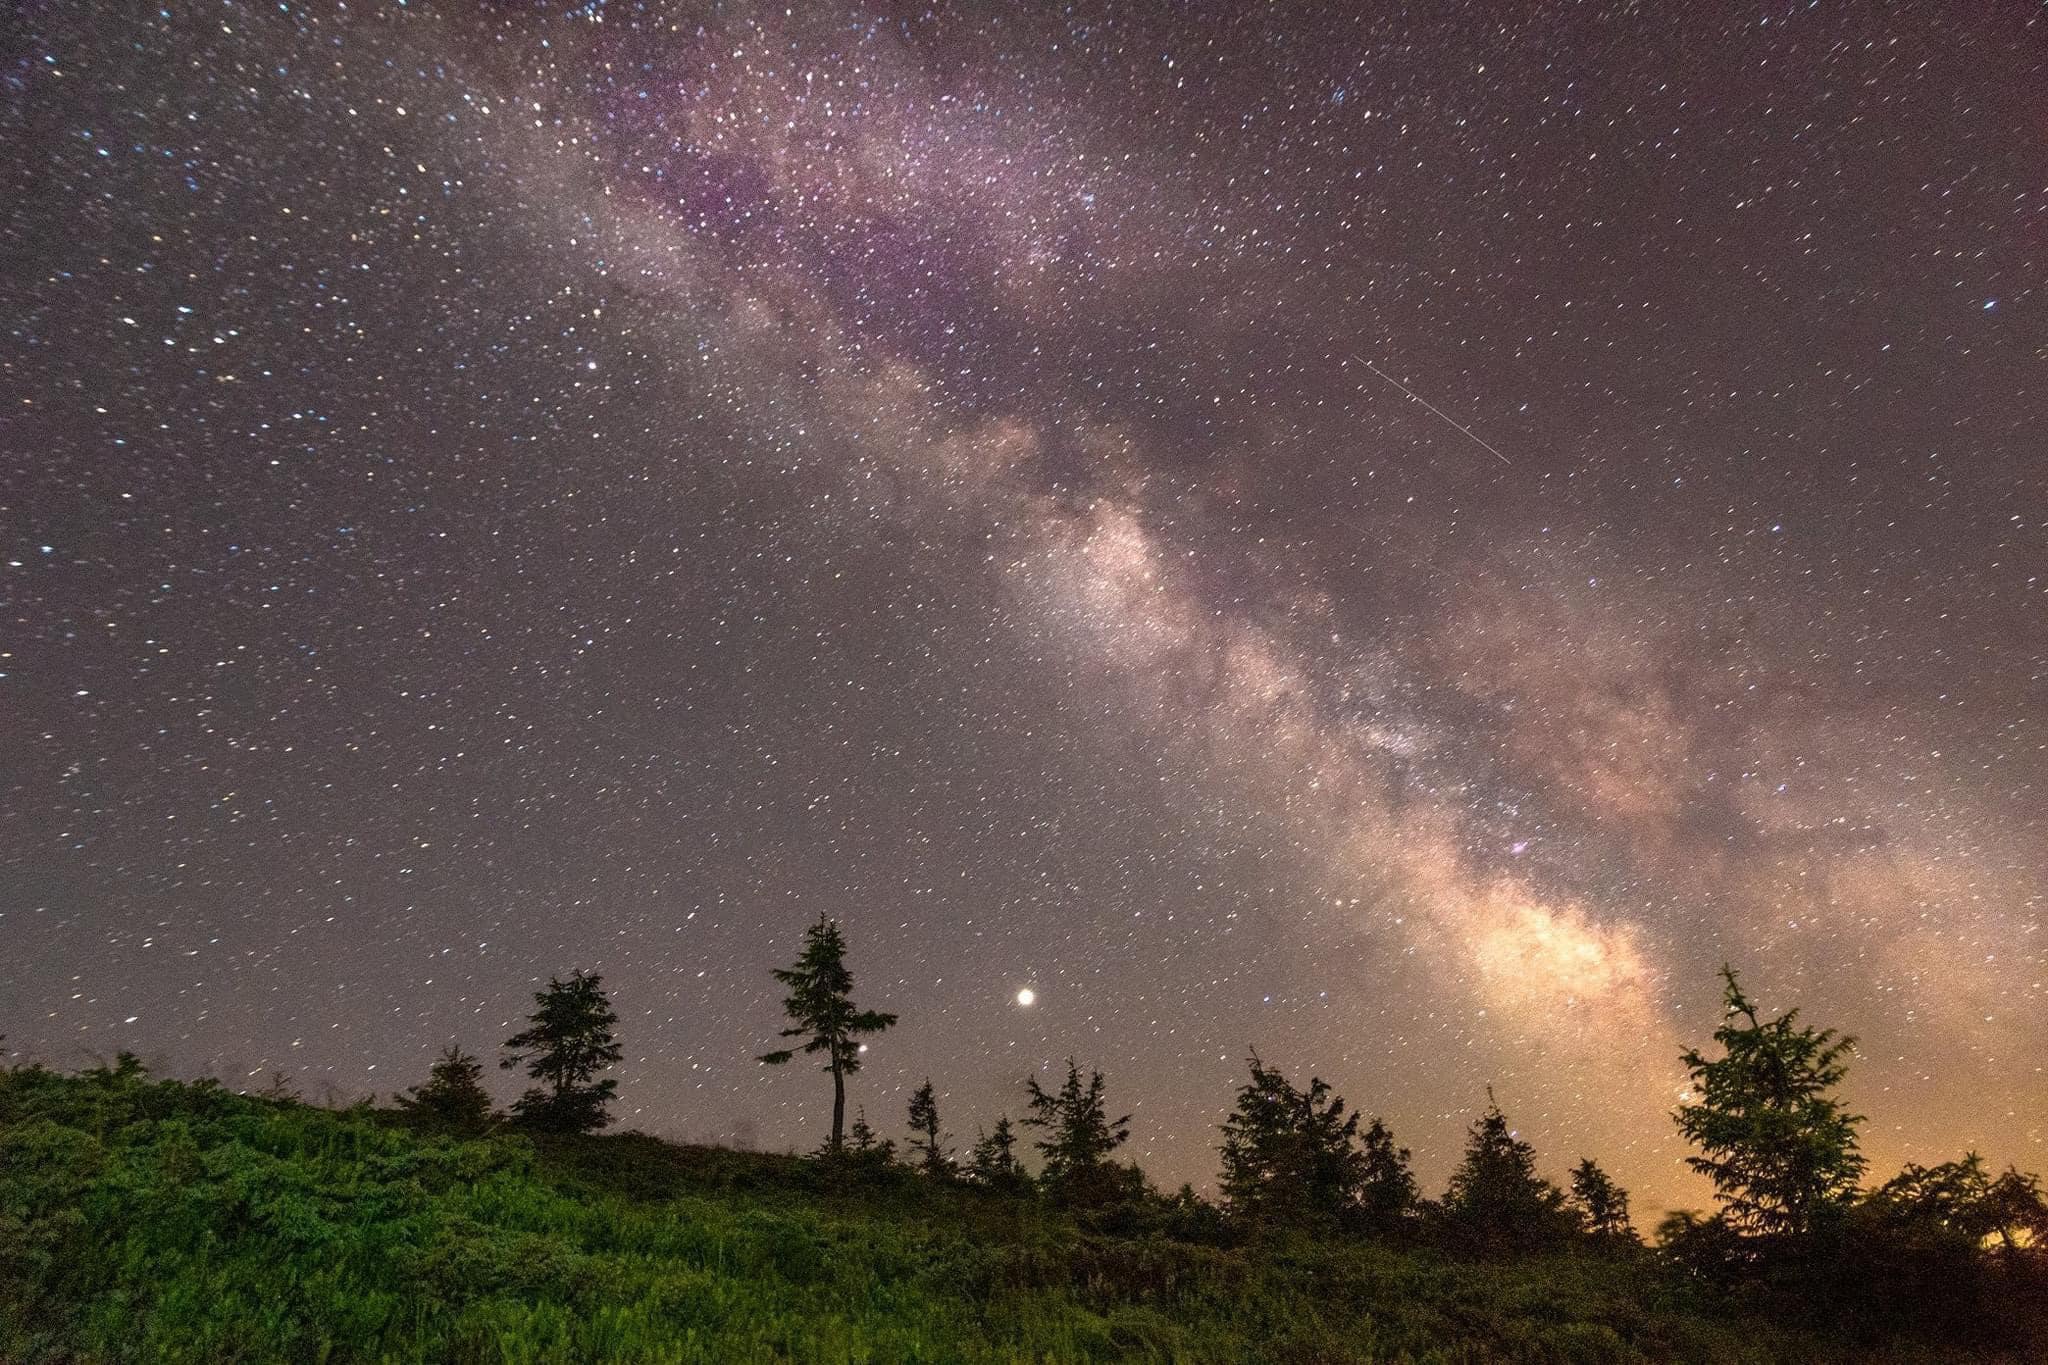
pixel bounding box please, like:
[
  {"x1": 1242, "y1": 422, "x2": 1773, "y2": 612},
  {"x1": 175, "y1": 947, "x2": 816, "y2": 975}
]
[{"x1": 830, "y1": 1052, "x2": 846, "y2": 1154}]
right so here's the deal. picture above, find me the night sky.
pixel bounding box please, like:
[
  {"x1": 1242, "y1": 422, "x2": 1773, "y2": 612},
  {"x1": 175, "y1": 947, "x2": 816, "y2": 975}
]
[{"x1": 3, "y1": 1, "x2": 2043, "y2": 1218}]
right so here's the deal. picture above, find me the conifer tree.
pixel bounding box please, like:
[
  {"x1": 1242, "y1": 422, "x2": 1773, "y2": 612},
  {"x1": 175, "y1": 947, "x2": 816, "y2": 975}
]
[
  {"x1": 1023, "y1": 1057, "x2": 1130, "y2": 1200},
  {"x1": 1217, "y1": 1052, "x2": 1369, "y2": 1227},
  {"x1": 1357, "y1": 1116, "x2": 1420, "y2": 1233},
  {"x1": 1569, "y1": 1157, "x2": 1637, "y2": 1243},
  {"x1": 1442, "y1": 1091, "x2": 1568, "y2": 1250},
  {"x1": 1873, "y1": 1154, "x2": 2048, "y2": 1255},
  {"x1": 906, "y1": 1077, "x2": 951, "y2": 1177},
  {"x1": 758, "y1": 915, "x2": 897, "y2": 1155},
  {"x1": 1675, "y1": 966, "x2": 1864, "y2": 1245},
  {"x1": 1875, "y1": 1152, "x2": 1991, "y2": 1229},
  {"x1": 1163, "y1": 1181, "x2": 1229, "y2": 1242},
  {"x1": 394, "y1": 1044, "x2": 495, "y2": 1135},
  {"x1": 500, "y1": 969, "x2": 621, "y2": 1134},
  {"x1": 966, "y1": 1115, "x2": 1029, "y2": 1192},
  {"x1": 846, "y1": 1106, "x2": 897, "y2": 1164},
  {"x1": 1980, "y1": 1166, "x2": 2048, "y2": 1256}
]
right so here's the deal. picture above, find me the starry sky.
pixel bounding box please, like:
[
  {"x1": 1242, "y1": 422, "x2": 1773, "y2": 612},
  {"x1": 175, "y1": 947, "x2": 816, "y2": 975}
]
[{"x1": 3, "y1": 1, "x2": 2043, "y2": 1218}]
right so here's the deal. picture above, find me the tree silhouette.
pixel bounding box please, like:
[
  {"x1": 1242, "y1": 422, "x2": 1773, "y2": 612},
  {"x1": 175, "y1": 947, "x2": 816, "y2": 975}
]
[
  {"x1": 966, "y1": 1115, "x2": 1029, "y2": 1192},
  {"x1": 1356, "y1": 1116, "x2": 1420, "y2": 1234},
  {"x1": 500, "y1": 969, "x2": 621, "y2": 1133},
  {"x1": 1442, "y1": 1091, "x2": 1568, "y2": 1251},
  {"x1": 845, "y1": 1106, "x2": 897, "y2": 1165},
  {"x1": 1980, "y1": 1166, "x2": 2048, "y2": 1257},
  {"x1": 1569, "y1": 1157, "x2": 1637, "y2": 1243},
  {"x1": 1873, "y1": 1154, "x2": 2048, "y2": 1256},
  {"x1": 906, "y1": 1077, "x2": 951, "y2": 1177},
  {"x1": 758, "y1": 915, "x2": 897, "y2": 1156},
  {"x1": 1675, "y1": 966, "x2": 1864, "y2": 1246},
  {"x1": 1874, "y1": 1153, "x2": 1993, "y2": 1232},
  {"x1": 394, "y1": 1044, "x2": 494, "y2": 1135},
  {"x1": 1023, "y1": 1057, "x2": 1130, "y2": 1201},
  {"x1": 1218, "y1": 1052, "x2": 1368, "y2": 1228}
]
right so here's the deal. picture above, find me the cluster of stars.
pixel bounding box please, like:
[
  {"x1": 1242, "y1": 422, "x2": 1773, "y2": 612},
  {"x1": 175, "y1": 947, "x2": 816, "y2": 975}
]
[{"x1": 1, "y1": 1, "x2": 2041, "y2": 1212}]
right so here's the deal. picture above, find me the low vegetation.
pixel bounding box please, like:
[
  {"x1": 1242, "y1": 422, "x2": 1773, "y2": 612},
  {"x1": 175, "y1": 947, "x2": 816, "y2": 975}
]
[
  {"x1": 0, "y1": 1063, "x2": 1921, "y2": 1362},
  {"x1": 2, "y1": 932, "x2": 2041, "y2": 1361}
]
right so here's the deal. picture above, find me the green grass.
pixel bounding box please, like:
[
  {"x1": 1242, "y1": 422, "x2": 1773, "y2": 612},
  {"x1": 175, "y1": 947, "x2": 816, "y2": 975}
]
[{"x1": 0, "y1": 1064, "x2": 1993, "y2": 1363}]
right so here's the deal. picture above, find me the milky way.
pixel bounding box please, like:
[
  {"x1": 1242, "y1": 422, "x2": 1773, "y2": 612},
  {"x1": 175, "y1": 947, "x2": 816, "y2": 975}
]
[{"x1": 3, "y1": 2, "x2": 2043, "y2": 1216}]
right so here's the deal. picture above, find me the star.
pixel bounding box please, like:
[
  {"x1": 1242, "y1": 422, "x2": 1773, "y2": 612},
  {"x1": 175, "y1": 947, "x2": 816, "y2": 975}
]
[{"x1": 1, "y1": 0, "x2": 2038, "y2": 1222}]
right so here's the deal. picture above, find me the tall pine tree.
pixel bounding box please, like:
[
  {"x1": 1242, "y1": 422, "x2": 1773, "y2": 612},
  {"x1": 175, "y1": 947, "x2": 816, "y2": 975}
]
[
  {"x1": 758, "y1": 915, "x2": 897, "y2": 1155},
  {"x1": 1674, "y1": 966, "x2": 1864, "y2": 1246},
  {"x1": 500, "y1": 970, "x2": 621, "y2": 1134}
]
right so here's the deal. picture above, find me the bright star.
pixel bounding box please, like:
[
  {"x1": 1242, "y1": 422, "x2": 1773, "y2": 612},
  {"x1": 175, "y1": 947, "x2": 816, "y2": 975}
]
[{"x1": 1015, "y1": 987, "x2": 1035, "y2": 1007}]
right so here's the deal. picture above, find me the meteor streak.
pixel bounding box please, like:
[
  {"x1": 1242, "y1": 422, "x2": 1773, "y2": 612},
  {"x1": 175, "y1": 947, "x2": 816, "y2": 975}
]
[{"x1": 1354, "y1": 356, "x2": 1515, "y2": 466}]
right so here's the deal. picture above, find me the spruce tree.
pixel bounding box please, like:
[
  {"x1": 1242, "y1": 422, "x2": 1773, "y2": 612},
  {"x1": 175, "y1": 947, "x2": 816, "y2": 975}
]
[
  {"x1": 1357, "y1": 1116, "x2": 1420, "y2": 1233},
  {"x1": 1217, "y1": 1052, "x2": 1369, "y2": 1228},
  {"x1": 1873, "y1": 1155, "x2": 2048, "y2": 1255},
  {"x1": 846, "y1": 1106, "x2": 897, "y2": 1165},
  {"x1": 1569, "y1": 1157, "x2": 1637, "y2": 1243},
  {"x1": 500, "y1": 969, "x2": 622, "y2": 1134},
  {"x1": 758, "y1": 915, "x2": 897, "y2": 1155},
  {"x1": 1674, "y1": 966, "x2": 1864, "y2": 1245},
  {"x1": 1875, "y1": 1152, "x2": 1991, "y2": 1227},
  {"x1": 1218, "y1": 1052, "x2": 1298, "y2": 1219},
  {"x1": 906, "y1": 1077, "x2": 951, "y2": 1177},
  {"x1": 1442, "y1": 1091, "x2": 1567, "y2": 1251},
  {"x1": 1980, "y1": 1166, "x2": 2048, "y2": 1256},
  {"x1": 394, "y1": 1044, "x2": 495, "y2": 1135},
  {"x1": 1023, "y1": 1057, "x2": 1130, "y2": 1201},
  {"x1": 966, "y1": 1115, "x2": 1029, "y2": 1192}
]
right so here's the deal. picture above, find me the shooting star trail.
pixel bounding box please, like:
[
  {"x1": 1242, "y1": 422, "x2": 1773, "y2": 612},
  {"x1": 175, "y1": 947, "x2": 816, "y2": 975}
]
[{"x1": 1353, "y1": 356, "x2": 1514, "y2": 466}]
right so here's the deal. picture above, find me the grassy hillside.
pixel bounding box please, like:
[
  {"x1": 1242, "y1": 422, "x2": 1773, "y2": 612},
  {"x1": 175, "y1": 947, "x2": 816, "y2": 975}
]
[{"x1": 0, "y1": 1062, "x2": 2000, "y2": 1363}]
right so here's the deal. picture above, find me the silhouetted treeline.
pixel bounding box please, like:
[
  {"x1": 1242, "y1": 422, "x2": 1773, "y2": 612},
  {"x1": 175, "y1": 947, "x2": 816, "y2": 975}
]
[{"x1": 47, "y1": 919, "x2": 2035, "y2": 1351}]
